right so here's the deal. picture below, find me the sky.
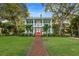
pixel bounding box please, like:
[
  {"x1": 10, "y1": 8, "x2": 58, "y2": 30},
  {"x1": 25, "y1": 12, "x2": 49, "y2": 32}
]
[{"x1": 26, "y1": 3, "x2": 52, "y2": 17}]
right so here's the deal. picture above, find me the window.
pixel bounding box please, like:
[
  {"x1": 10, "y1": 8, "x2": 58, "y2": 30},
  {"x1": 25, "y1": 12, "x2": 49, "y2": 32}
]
[
  {"x1": 44, "y1": 19, "x2": 50, "y2": 23},
  {"x1": 27, "y1": 19, "x2": 33, "y2": 23}
]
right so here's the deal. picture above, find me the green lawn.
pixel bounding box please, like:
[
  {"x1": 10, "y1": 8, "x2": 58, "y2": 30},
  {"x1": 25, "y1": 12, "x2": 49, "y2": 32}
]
[
  {"x1": 0, "y1": 36, "x2": 33, "y2": 56},
  {"x1": 0, "y1": 36, "x2": 79, "y2": 56},
  {"x1": 43, "y1": 37, "x2": 79, "y2": 56}
]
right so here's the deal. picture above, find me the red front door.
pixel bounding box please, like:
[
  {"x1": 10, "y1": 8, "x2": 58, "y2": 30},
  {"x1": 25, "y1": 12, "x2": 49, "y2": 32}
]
[{"x1": 35, "y1": 28, "x2": 41, "y2": 39}]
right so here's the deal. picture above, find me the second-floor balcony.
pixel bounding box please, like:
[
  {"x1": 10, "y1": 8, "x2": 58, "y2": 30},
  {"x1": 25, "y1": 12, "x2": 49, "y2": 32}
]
[
  {"x1": 33, "y1": 23, "x2": 43, "y2": 27},
  {"x1": 27, "y1": 23, "x2": 50, "y2": 27}
]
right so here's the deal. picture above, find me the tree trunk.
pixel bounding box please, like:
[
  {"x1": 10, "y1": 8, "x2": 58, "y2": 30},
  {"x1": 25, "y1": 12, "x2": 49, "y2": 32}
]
[
  {"x1": 28, "y1": 31, "x2": 29, "y2": 36},
  {"x1": 71, "y1": 26, "x2": 73, "y2": 36},
  {"x1": 47, "y1": 32, "x2": 48, "y2": 38},
  {"x1": 77, "y1": 23, "x2": 79, "y2": 37},
  {"x1": 46, "y1": 31, "x2": 48, "y2": 41},
  {"x1": 58, "y1": 20, "x2": 63, "y2": 36}
]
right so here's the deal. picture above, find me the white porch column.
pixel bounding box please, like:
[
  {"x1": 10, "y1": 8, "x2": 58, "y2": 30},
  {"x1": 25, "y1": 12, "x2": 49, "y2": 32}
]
[
  {"x1": 33, "y1": 20, "x2": 35, "y2": 35},
  {"x1": 25, "y1": 19, "x2": 27, "y2": 34},
  {"x1": 50, "y1": 19, "x2": 53, "y2": 34},
  {"x1": 42, "y1": 19, "x2": 44, "y2": 35}
]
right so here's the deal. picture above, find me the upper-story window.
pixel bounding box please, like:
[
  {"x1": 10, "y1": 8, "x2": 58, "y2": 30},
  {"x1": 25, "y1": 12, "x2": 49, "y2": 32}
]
[
  {"x1": 27, "y1": 19, "x2": 33, "y2": 23},
  {"x1": 35, "y1": 20, "x2": 41, "y2": 27},
  {"x1": 44, "y1": 19, "x2": 50, "y2": 23}
]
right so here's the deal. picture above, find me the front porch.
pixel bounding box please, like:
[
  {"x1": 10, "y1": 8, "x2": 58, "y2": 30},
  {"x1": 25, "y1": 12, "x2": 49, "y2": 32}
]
[{"x1": 25, "y1": 17, "x2": 53, "y2": 35}]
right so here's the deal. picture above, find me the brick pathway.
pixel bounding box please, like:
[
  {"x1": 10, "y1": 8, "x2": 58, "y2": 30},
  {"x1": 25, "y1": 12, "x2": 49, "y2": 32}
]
[{"x1": 27, "y1": 39, "x2": 48, "y2": 56}]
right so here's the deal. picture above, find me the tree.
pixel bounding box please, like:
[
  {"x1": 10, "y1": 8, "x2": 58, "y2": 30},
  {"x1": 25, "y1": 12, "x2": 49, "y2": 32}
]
[
  {"x1": 44, "y1": 3, "x2": 79, "y2": 36},
  {"x1": 0, "y1": 21, "x2": 2, "y2": 28},
  {"x1": 0, "y1": 3, "x2": 29, "y2": 35},
  {"x1": 43, "y1": 24, "x2": 50, "y2": 36},
  {"x1": 71, "y1": 15, "x2": 79, "y2": 37},
  {"x1": 52, "y1": 23, "x2": 59, "y2": 36},
  {"x1": 0, "y1": 21, "x2": 3, "y2": 35},
  {"x1": 26, "y1": 25, "x2": 33, "y2": 36}
]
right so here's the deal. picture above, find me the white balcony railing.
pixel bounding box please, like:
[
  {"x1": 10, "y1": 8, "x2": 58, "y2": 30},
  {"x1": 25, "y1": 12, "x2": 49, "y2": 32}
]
[
  {"x1": 27, "y1": 23, "x2": 50, "y2": 27},
  {"x1": 33, "y1": 23, "x2": 42, "y2": 27}
]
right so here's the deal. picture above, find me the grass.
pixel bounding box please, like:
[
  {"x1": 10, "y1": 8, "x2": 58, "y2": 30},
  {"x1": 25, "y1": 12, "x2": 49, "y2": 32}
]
[
  {"x1": 0, "y1": 36, "x2": 79, "y2": 56},
  {"x1": 0, "y1": 36, "x2": 34, "y2": 56},
  {"x1": 43, "y1": 37, "x2": 79, "y2": 56}
]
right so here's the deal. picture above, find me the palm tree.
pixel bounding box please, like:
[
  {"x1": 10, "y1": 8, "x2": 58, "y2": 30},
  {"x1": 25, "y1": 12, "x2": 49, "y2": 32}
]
[
  {"x1": 43, "y1": 24, "x2": 50, "y2": 36},
  {"x1": 26, "y1": 25, "x2": 33, "y2": 36}
]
